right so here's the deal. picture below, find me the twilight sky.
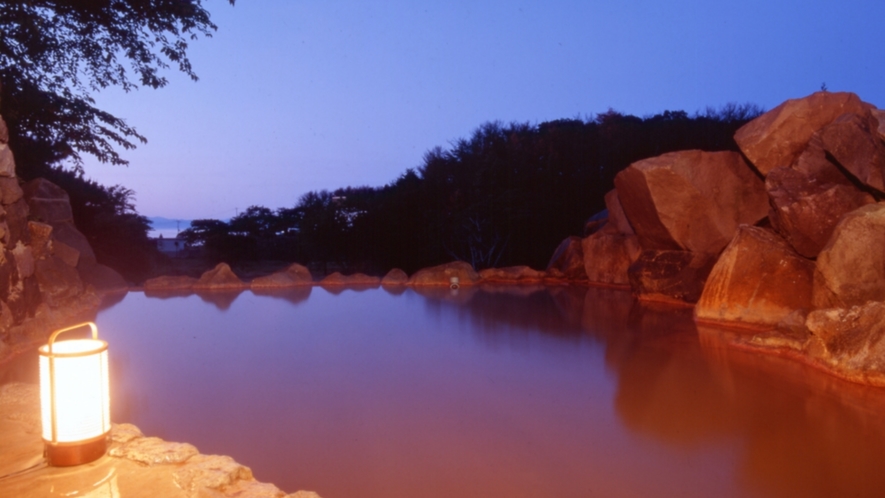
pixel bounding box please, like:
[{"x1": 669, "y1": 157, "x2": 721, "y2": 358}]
[{"x1": 80, "y1": 0, "x2": 885, "y2": 221}]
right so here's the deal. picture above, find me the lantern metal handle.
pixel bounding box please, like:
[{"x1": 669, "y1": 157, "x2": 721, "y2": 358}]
[{"x1": 47, "y1": 322, "x2": 99, "y2": 353}]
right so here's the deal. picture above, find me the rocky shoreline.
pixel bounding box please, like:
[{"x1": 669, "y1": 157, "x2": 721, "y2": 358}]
[{"x1": 0, "y1": 383, "x2": 322, "y2": 497}]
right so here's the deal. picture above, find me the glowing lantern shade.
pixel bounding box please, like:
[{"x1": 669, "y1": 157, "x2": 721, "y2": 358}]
[{"x1": 39, "y1": 322, "x2": 110, "y2": 466}]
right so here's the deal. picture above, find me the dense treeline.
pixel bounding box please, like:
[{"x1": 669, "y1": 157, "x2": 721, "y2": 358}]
[{"x1": 183, "y1": 104, "x2": 762, "y2": 274}]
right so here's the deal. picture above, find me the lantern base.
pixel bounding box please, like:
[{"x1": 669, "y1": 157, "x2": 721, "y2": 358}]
[{"x1": 44, "y1": 435, "x2": 108, "y2": 466}]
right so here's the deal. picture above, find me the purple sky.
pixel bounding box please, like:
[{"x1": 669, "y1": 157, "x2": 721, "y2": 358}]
[{"x1": 80, "y1": 0, "x2": 885, "y2": 220}]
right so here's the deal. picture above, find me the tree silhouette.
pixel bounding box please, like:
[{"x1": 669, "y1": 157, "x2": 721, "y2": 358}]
[{"x1": 0, "y1": 0, "x2": 235, "y2": 176}]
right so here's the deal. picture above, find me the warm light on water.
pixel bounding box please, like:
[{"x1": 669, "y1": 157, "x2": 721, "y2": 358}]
[{"x1": 72, "y1": 286, "x2": 885, "y2": 496}]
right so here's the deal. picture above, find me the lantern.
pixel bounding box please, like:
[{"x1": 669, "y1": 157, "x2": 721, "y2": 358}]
[{"x1": 39, "y1": 322, "x2": 111, "y2": 466}]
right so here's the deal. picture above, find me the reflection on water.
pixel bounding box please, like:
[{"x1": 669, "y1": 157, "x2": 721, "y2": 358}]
[{"x1": 4, "y1": 286, "x2": 885, "y2": 497}]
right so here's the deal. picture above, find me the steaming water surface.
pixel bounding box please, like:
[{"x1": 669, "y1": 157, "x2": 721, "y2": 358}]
[{"x1": 56, "y1": 287, "x2": 885, "y2": 496}]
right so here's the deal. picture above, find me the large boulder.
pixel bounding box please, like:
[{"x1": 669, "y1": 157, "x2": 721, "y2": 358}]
[
  {"x1": 0, "y1": 177, "x2": 23, "y2": 205},
  {"x1": 766, "y1": 166, "x2": 874, "y2": 258},
  {"x1": 604, "y1": 189, "x2": 634, "y2": 235},
  {"x1": 613, "y1": 150, "x2": 768, "y2": 254},
  {"x1": 696, "y1": 226, "x2": 814, "y2": 327},
  {"x1": 22, "y1": 178, "x2": 74, "y2": 224},
  {"x1": 806, "y1": 302, "x2": 885, "y2": 382},
  {"x1": 193, "y1": 263, "x2": 247, "y2": 290},
  {"x1": 380, "y1": 268, "x2": 409, "y2": 285},
  {"x1": 546, "y1": 236, "x2": 586, "y2": 280},
  {"x1": 734, "y1": 91, "x2": 871, "y2": 175},
  {"x1": 407, "y1": 261, "x2": 481, "y2": 286},
  {"x1": 33, "y1": 255, "x2": 85, "y2": 309},
  {"x1": 813, "y1": 203, "x2": 885, "y2": 309},
  {"x1": 251, "y1": 263, "x2": 313, "y2": 288},
  {"x1": 627, "y1": 250, "x2": 717, "y2": 304},
  {"x1": 818, "y1": 112, "x2": 885, "y2": 193},
  {"x1": 582, "y1": 231, "x2": 641, "y2": 287},
  {"x1": 78, "y1": 260, "x2": 128, "y2": 293}
]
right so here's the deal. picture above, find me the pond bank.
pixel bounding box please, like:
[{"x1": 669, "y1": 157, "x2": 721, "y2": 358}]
[{"x1": 0, "y1": 383, "x2": 321, "y2": 498}]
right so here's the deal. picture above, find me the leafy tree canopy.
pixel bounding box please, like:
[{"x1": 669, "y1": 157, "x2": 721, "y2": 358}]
[{"x1": 0, "y1": 0, "x2": 234, "y2": 177}]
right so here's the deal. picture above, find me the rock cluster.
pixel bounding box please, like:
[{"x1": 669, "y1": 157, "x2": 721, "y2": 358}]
[
  {"x1": 0, "y1": 110, "x2": 125, "y2": 362},
  {"x1": 566, "y1": 91, "x2": 885, "y2": 385},
  {"x1": 0, "y1": 383, "x2": 322, "y2": 498}
]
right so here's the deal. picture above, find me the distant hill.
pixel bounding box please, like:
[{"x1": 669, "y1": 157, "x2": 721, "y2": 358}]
[{"x1": 148, "y1": 217, "x2": 192, "y2": 238}]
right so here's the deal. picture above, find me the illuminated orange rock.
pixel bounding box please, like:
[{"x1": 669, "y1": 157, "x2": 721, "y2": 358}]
[
  {"x1": 734, "y1": 91, "x2": 871, "y2": 175},
  {"x1": 144, "y1": 275, "x2": 197, "y2": 290},
  {"x1": 813, "y1": 203, "x2": 885, "y2": 309},
  {"x1": 319, "y1": 272, "x2": 380, "y2": 286},
  {"x1": 766, "y1": 165, "x2": 874, "y2": 258},
  {"x1": 582, "y1": 231, "x2": 641, "y2": 287},
  {"x1": 546, "y1": 236, "x2": 586, "y2": 280},
  {"x1": 873, "y1": 109, "x2": 885, "y2": 138},
  {"x1": 628, "y1": 250, "x2": 717, "y2": 304},
  {"x1": 806, "y1": 302, "x2": 885, "y2": 382},
  {"x1": 819, "y1": 112, "x2": 885, "y2": 193},
  {"x1": 479, "y1": 265, "x2": 546, "y2": 282},
  {"x1": 0, "y1": 177, "x2": 22, "y2": 205},
  {"x1": 251, "y1": 263, "x2": 313, "y2": 288},
  {"x1": 408, "y1": 261, "x2": 481, "y2": 286},
  {"x1": 381, "y1": 268, "x2": 409, "y2": 285},
  {"x1": 614, "y1": 150, "x2": 767, "y2": 254},
  {"x1": 0, "y1": 144, "x2": 13, "y2": 177},
  {"x1": 696, "y1": 226, "x2": 814, "y2": 326},
  {"x1": 604, "y1": 189, "x2": 634, "y2": 235},
  {"x1": 193, "y1": 262, "x2": 247, "y2": 290}
]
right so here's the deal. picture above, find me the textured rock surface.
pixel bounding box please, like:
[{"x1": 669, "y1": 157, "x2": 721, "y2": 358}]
[
  {"x1": 614, "y1": 150, "x2": 768, "y2": 254},
  {"x1": 194, "y1": 263, "x2": 247, "y2": 290},
  {"x1": 479, "y1": 265, "x2": 546, "y2": 282},
  {"x1": 0, "y1": 144, "x2": 14, "y2": 177},
  {"x1": 766, "y1": 165, "x2": 874, "y2": 258},
  {"x1": 78, "y1": 261, "x2": 129, "y2": 293},
  {"x1": 582, "y1": 230, "x2": 641, "y2": 286},
  {"x1": 546, "y1": 236, "x2": 587, "y2": 279},
  {"x1": 627, "y1": 250, "x2": 717, "y2": 304},
  {"x1": 381, "y1": 268, "x2": 409, "y2": 285},
  {"x1": 819, "y1": 111, "x2": 885, "y2": 193},
  {"x1": 696, "y1": 226, "x2": 814, "y2": 326},
  {"x1": 0, "y1": 384, "x2": 321, "y2": 497},
  {"x1": 143, "y1": 275, "x2": 198, "y2": 291},
  {"x1": 813, "y1": 203, "x2": 885, "y2": 309},
  {"x1": 251, "y1": 263, "x2": 313, "y2": 288},
  {"x1": 319, "y1": 272, "x2": 381, "y2": 286},
  {"x1": 172, "y1": 454, "x2": 254, "y2": 492},
  {"x1": 604, "y1": 189, "x2": 634, "y2": 235},
  {"x1": 109, "y1": 437, "x2": 199, "y2": 465},
  {"x1": 806, "y1": 302, "x2": 885, "y2": 381},
  {"x1": 734, "y1": 91, "x2": 871, "y2": 175},
  {"x1": 408, "y1": 261, "x2": 481, "y2": 286}
]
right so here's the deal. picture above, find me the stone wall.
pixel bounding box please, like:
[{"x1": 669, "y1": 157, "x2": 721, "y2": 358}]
[{"x1": 0, "y1": 111, "x2": 126, "y2": 364}]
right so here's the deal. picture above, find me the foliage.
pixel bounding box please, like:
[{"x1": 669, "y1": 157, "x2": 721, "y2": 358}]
[
  {"x1": 187, "y1": 105, "x2": 763, "y2": 273},
  {"x1": 40, "y1": 168, "x2": 157, "y2": 282},
  {"x1": 0, "y1": 0, "x2": 234, "y2": 176},
  {"x1": 0, "y1": 0, "x2": 233, "y2": 282}
]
